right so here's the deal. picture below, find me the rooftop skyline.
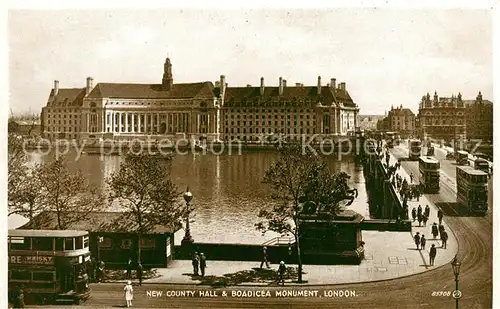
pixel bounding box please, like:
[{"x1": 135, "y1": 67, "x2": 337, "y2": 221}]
[{"x1": 8, "y1": 8, "x2": 493, "y2": 115}]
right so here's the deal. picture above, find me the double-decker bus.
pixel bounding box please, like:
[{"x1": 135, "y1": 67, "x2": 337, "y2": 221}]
[
  {"x1": 419, "y1": 156, "x2": 440, "y2": 193},
  {"x1": 409, "y1": 139, "x2": 422, "y2": 160},
  {"x1": 456, "y1": 150, "x2": 469, "y2": 165},
  {"x1": 456, "y1": 165, "x2": 488, "y2": 214},
  {"x1": 8, "y1": 230, "x2": 91, "y2": 305},
  {"x1": 470, "y1": 158, "x2": 490, "y2": 175},
  {"x1": 384, "y1": 132, "x2": 397, "y2": 148}
]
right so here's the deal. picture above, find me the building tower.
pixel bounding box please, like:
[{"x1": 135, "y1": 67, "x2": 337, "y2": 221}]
[{"x1": 162, "y1": 58, "x2": 173, "y2": 90}]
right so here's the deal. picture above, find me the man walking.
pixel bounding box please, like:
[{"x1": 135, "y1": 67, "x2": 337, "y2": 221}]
[
  {"x1": 417, "y1": 212, "x2": 423, "y2": 227},
  {"x1": 417, "y1": 205, "x2": 422, "y2": 218},
  {"x1": 411, "y1": 208, "x2": 417, "y2": 222},
  {"x1": 260, "y1": 246, "x2": 270, "y2": 269},
  {"x1": 424, "y1": 205, "x2": 430, "y2": 218},
  {"x1": 441, "y1": 231, "x2": 448, "y2": 249},
  {"x1": 199, "y1": 253, "x2": 207, "y2": 277},
  {"x1": 278, "y1": 261, "x2": 287, "y2": 286},
  {"x1": 429, "y1": 244, "x2": 437, "y2": 266},
  {"x1": 127, "y1": 257, "x2": 133, "y2": 280},
  {"x1": 422, "y1": 214, "x2": 428, "y2": 226},
  {"x1": 192, "y1": 252, "x2": 200, "y2": 276},
  {"x1": 431, "y1": 222, "x2": 439, "y2": 239},
  {"x1": 420, "y1": 235, "x2": 427, "y2": 250},
  {"x1": 137, "y1": 262, "x2": 143, "y2": 286},
  {"x1": 437, "y1": 209, "x2": 444, "y2": 225},
  {"x1": 414, "y1": 232, "x2": 421, "y2": 250}
]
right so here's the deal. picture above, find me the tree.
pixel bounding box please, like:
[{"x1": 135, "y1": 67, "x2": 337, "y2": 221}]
[
  {"x1": 37, "y1": 156, "x2": 102, "y2": 230},
  {"x1": 255, "y1": 143, "x2": 355, "y2": 283},
  {"x1": 108, "y1": 151, "x2": 183, "y2": 262}
]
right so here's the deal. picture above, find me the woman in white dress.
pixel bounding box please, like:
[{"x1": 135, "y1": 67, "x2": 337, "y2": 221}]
[{"x1": 124, "y1": 280, "x2": 134, "y2": 307}]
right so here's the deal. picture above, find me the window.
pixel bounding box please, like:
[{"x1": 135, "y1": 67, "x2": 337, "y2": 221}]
[
  {"x1": 65, "y1": 238, "x2": 74, "y2": 250},
  {"x1": 121, "y1": 239, "x2": 132, "y2": 249},
  {"x1": 32, "y1": 272, "x2": 55, "y2": 282},
  {"x1": 55, "y1": 238, "x2": 64, "y2": 251},
  {"x1": 10, "y1": 236, "x2": 30, "y2": 250},
  {"x1": 75, "y1": 237, "x2": 83, "y2": 250},
  {"x1": 32, "y1": 237, "x2": 53, "y2": 251},
  {"x1": 11, "y1": 271, "x2": 31, "y2": 280},
  {"x1": 99, "y1": 237, "x2": 113, "y2": 249},
  {"x1": 140, "y1": 238, "x2": 156, "y2": 248}
]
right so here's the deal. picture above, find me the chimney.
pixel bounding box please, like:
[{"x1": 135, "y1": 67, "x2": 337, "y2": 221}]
[
  {"x1": 220, "y1": 75, "x2": 226, "y2": 98},
  {"x1": 340, "y1": 82, "x2": 346, "y2": 91},
  {"x1": 295, "y1": 83, "x2": 303, "y2": 87},
  {"x1": 86, "y1": 77, "x2": 94, "y2": 95},
  {"x1": 260, "y1": 77, "x2": 265, "y2": 96},
  {"x1": 283, "y1": 80, "x2": 287, "y2": 88},
  {"x1": 317, "y1": 76, "x2": 322, "y2": 95},
  {"x1": 246, "y1": 84, "x2": 252, "y2": 87},
  {"x1": 54, "y1": 80, "x2": 59, "y2": 96},
  {"x1": 279, "y1": 77, "x2": 283, "y2": 96},
  {"x1": 330, "y1": 78, "x2": 336, "y2": 90}
]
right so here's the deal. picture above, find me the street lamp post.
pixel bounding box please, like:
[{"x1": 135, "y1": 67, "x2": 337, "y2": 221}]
[
  {"x1": 181, "y1": 187, "x2": 194, "y2": 245},
  {"x1": 451, "y1": 256, "x2": 461, "y2": 309}
]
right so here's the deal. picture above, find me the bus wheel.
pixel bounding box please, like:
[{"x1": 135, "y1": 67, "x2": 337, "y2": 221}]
[{"x1": 74, "y1": 298, "x2": 80, "y2": 305}]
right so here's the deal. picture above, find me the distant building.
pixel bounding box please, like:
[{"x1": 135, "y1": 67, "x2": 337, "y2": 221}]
[
  {"x1": 357, "y1": 115, "x2": 385, "y2": 131},
  {"x1": 40, "y1": 58, "x2": 360, "y2": 142},
  {"x1": 8, "y1": 119, "x2": 41, "y2": 136},
  {"x1": 417, "y1": 91, "x2": 466, "y2": 142},
  {"x1": 464, "y1": 92, "x2": 493, "y2": 143},
  {"x1": 387, "y1": 105, "x2": 415, "y2": 137}
]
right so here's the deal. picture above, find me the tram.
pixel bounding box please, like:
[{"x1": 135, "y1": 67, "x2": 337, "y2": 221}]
[
  {"x1": 384, "y1": 131, "x2": 397, "y2": 148},
  {"x1": 456, "y1": 165, "x2": 488, "y2": 214},
  {"x1": 8, "y1": 229, "x2": 91, "y2": 305},
  {"x1": 456, "y1": 150, "x2": 469, "y2": 165},
  {"x1": 409, "y1": 139, "x2": 422, "y2": 160},
  {"x1": 419, "y1": 156, "x2": 440, "y2": 193},
  {"x1": 471, "y1": 158, "x2": 490, "y2": 175}
]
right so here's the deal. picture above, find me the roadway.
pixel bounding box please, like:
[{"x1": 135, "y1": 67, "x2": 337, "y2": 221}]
[{"x1": 22, "y1": 144, "x2": 493, "y2": 309}]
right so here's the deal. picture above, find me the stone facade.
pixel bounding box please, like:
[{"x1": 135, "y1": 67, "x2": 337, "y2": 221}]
[{"x1": 40, "y1": 58, "x2": 359, "y2": 142}]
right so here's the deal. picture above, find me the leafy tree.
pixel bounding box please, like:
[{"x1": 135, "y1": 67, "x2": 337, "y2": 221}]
[
  {"x1": 37, "y1": 156, "x2": 102, "y2": 230},
  {"x1": 255, "y1": 143, "x2": 355, "y2": 283},
  {"x1": 8, "y1": 134, "x2": 27, "y2": 202},
  {"x1": 108, "y1": 151, "x2": 183, "y2": 261}
]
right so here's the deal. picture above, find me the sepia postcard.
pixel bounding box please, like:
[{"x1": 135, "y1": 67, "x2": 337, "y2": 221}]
[{"x1": 3, "y1": 1, "x2": 497, "y2": 308}]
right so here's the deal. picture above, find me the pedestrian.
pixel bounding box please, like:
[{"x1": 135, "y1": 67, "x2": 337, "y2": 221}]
[
  {"x1": 420, "y1": 235, "x2": 426, "y2": 250},
  {"x1": 410, "y1": 173, "x2": 414, "y2": 183},
  {"x1": 438, "y1": 224, "x2": 445, "y2": 238},
  {"x1": 417, "y1": 212, "x2": 422, "y2": 227},
  {"x1": 260, "y1": 246, "x2": 270, "y2": 269},
  {"x1": 441, "y1": 231, "x2": 448, "y2": 249},
  {"x1": 437, "y1": 209, "x2": 444, "y2": 225},
  {"x1": 124, "y1": 280, "x2": 133, "y2": 308},
  {"x1": 98, "y1": 260, "x2": 105, "y2": 283},
  {"x1": 429, "y1": 244, "x2": 437, "y2": 266},
  {"x1": 431, "y1": 223, "x2": 439, "y2": 239},
  {"x1": 278, "y1": 261, "x2": 287, "y2": 286},
  {"x1": 137, "y1": 262, "x2": 143, "y2": 286},
  {"x1": 88, "y1": 257, "x2": 96, "y2": 283},
  {"x1": 414, "y1": 232, "x2": 421, "y2": 250},
  {"x1": 199, "y1": 253, "x2": 207, "y2": 277},
  {"x1": 192, "y1": 252, "x2": 200, "y2": 276},
  {"x1": 411, "y1": 208, "x2": 417, "y2": 222},
  {"x1": 422, "y1": 214, "x2": 428, "y2": 226},
  {"x1": 417, "y1": 205, "x2": 422, "y2": 217},
  {"x1": 127, "y1": 257, "x2": 132, "y2": 280},
  {"x1": 425, "y1": 205, "x2": 430, "y2": 218}
]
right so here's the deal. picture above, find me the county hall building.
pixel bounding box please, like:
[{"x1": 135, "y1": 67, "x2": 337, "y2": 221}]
[{"x1": 41, "y1": 58, "x2": 359, "y2": 142}]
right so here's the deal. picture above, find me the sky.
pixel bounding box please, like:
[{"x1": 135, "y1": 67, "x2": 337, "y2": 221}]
[{"x1": 7, "y1": 8, "x2": 493, "y2": 115}]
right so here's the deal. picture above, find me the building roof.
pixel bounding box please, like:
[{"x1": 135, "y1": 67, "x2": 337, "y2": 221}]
[
  {"x1": 9, "y1": 229, "x2": 88, "y2": 238},
  {"x1": 9, "y1": 120, "x2": 41, "y2": 126},
  {"x1": 389, "y1": 108, "x2": 415, "y2": 116},
  {"x1": 463, "y1": 99, "x2": 493, "y2": 106},
  {"x1": 46, "y1": 88, "x2": 87, "y2": 107},
  {"x1": 223, "y1": 86, "x2": 356, "y2": 107},
  {"x1": 87, "y1": 82, "x2": 215, "y2": 99},
  {"x1": 20, "y1": 211, "x2": 181, "y2": 234}
]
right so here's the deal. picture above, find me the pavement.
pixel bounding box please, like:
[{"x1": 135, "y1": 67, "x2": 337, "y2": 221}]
[{"x1": 106, "y1": 146, "x2": 457, "y2": 287}]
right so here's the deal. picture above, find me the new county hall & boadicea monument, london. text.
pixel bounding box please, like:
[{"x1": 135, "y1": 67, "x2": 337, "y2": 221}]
[{"x1": 40, "y1": 58, "x2": 359, "y2": 142}]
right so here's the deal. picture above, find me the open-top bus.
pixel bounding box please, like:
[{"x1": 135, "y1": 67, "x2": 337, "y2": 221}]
[
  {"x1": 419, "y1": 156, "x2": 440, "y2": 193},
  {"x1": 409, "y1": 139, "x2": 422, "y2": 160},
  {"x1": 456, "y1": 150, "x2": 469, "y2": 165},
  {"x1": 8, "y1": 229, "x2": 91, "y2": 305},
  {"x1": 456, "y1": 165, "x2": 488, "y2": 214}
]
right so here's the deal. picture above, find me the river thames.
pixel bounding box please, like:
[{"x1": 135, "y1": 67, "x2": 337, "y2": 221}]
[{"x1": 9, "y1": 150, "x2": 370, "y2": 245}]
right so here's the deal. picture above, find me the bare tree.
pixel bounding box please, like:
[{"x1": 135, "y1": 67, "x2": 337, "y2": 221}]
[
  {"x1": 37, "y1": 156, "x2": 102, "y2": 230},
  {"x1": 255, "y1": 143, "x2": 355, "y2": 283},
  {"x1": 108, "y1": 151, "x2": 183, "y2": 261}
]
